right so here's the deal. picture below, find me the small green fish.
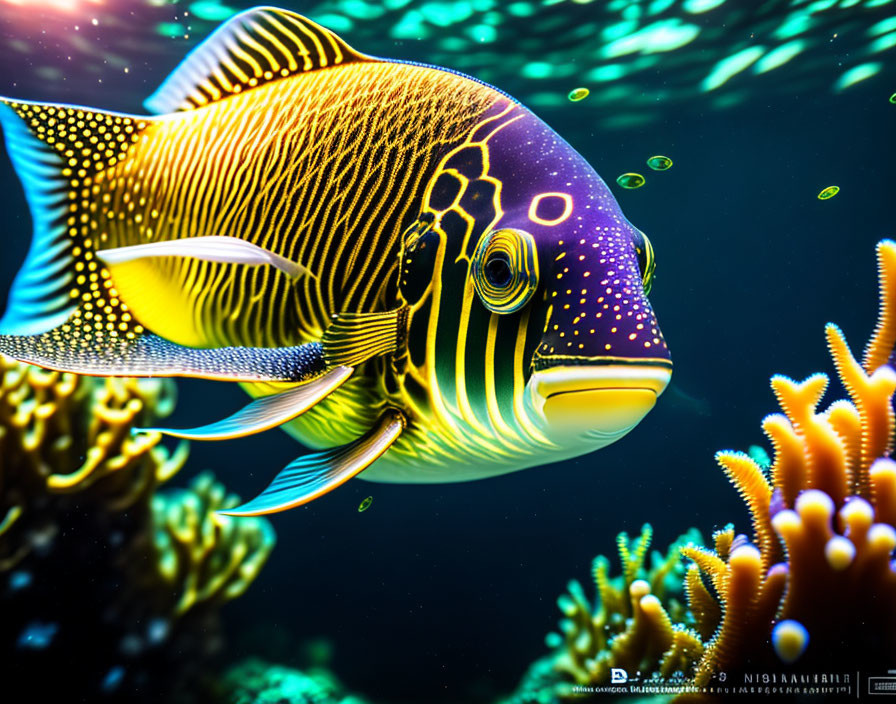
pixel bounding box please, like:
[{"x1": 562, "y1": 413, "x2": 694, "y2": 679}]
[
  {"x1": 646, "y1": 155, "x2": 673, "y2": 171},
  {"x1": 818, "y1": 186, "x2": 840, "y2": 200},
  {"x1": 358, "y1": 496, "x2": 373, "y2": 513},
  {"x1": 568, "y1": 87, "x2": 589, "y2": 102},
  {"x1": 890, "y1": 93, "x2": 896, "y2": 104},
  {"x1": 617, "y1": 173, "x2": 646, "y2": 189}
]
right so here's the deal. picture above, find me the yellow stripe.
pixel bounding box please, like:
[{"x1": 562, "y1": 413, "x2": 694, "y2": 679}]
[
  {"x1": 210, "y1": 63, "x2": 235, "y2": 93},
  {"x1": 283, "y1": 14, "x2": 330, "y2": 67},
  {"x1": 454, "y1": 276, "x2": 491, "y2": 436},
  {"x1": 484, "y1": 313, "x2": 517, "y2": 440},
  {"x1": 225, "y1": 37, "x2": 263, "y2": 78},
  {"x1": 243, "y1": 23, "x2": 283, "y2": 72},
  {"x1": 513, "y1": 307, "x2": 553, "y2": 446},
  {"x1": 219, "y1": 47, "x2": 251, "y2": 84},
  {"x1": 255, "y1": 17, "x2": 300, "y2": 71}
]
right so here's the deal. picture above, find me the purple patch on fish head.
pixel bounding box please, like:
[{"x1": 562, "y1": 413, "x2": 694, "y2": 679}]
[{"x1": 483, "y1": 108, "x2": 670, "y2": 371}]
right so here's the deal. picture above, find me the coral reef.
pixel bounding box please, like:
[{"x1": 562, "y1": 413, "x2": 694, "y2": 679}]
[
  {"x1": 551, "y1": 524, "x2": 703, "y2": 688},
  {"x1": 503, "y1": 525, "x2": 702, "y2": 702},
  {"x1": 0, "y1": 362, "x2": 183, "y2": 569},
  {"x1": 683, "y1": 239, "x2": 896, "y2": 682},
  {"x1": 0, "y1": 359, "x2": 274, "y2": 701},
  {"x1": 510, "y1": 240, "x2": 896, "y2": 699}
]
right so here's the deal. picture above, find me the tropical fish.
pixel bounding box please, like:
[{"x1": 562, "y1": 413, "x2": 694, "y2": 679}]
[{"x1": 0, "y1": 7, "x2": 671, "y2": 516}]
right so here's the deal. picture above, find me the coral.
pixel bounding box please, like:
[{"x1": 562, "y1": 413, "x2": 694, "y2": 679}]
[
  {"x1": 215, "y1": 657, "x2": 371, "y2": 704},
  {"x1": 0, "y1": 357, "x2": 275, "y2": 701},
  {"x1": 683, "y1": 239, "x2": 896, "y2": 682},
  {"x1": 0, "y1": 360, "x2": 185, "y2": 569},
  {"x1": 510, "y1": 524, "x2": 702, "y2": 701},
  {"x1": 153, "y1": 472, "x2": 276, "y2": 616},
  {"x1": 499, "y1": 656, "x2": 565, "y2": 704},
  {"x1": 511, "y1": 240, "x2": 896, "y2": 700}
]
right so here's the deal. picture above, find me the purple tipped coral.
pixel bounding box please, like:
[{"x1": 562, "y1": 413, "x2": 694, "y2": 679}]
[
  {"x1": 509, "y1": 240, "x2": 896, "y2": 701},
  {"x1": 688, "y1": 240, "x2": 896, "y2": 681}
]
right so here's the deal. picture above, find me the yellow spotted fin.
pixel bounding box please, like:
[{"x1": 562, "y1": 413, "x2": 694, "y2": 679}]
[
  {"x1": 0, "y1": 94, "x2": 327, "y2": 382},
  {"x1": 0, "y1": 97, "x2": 149, "y2": 338}
]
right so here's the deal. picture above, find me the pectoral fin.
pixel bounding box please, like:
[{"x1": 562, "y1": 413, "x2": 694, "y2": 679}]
[
  {"x1": 97, "y1": 236, "x2": 309, "y2": 280},
  {"x1": 142, "y1": 365, "x2": 353, "y2": 440},
  {"x1": 322, "y1": 307, "x2": 407, "y2": 367},
  {"x1": 0, "y1": 320, "x2": 326, "y2": 383},
  {"x1": 219, "y1": 410, "x2": 405, "y2": 516}
]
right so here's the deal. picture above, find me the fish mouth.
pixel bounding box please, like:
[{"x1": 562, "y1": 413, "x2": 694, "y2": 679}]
[{"x1": 527, "y1": 363, "x2": 672, "y2": 439}]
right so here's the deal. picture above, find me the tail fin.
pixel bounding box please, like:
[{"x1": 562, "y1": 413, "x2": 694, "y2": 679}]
[{"x1": 0, "y1": 98, "x2": 149, "y2": 335}]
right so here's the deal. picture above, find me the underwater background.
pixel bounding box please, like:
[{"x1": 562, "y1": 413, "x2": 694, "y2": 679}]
[{"x1": 0, "y1": 0, "x2": 894, "y2": 702}]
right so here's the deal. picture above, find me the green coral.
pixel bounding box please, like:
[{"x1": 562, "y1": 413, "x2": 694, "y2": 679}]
[
  {"x1": 499, "y1": 656, "x2": 566, "y2": 704},
  {"x1": 526, "y1": 525, "x2": 703, "y2": 699},
  {"x1": 0, "y1": 355, "x2": 275, "y2": 606},
  {"x1": 0, "y1": 357, "x2": 185, "y2": 569},
  {"x1": 219, "y1": 658, "x2": 370, "y2": 704},
  {"x1": 152, "y1": 471, "x2": 276, "y2": 616}
]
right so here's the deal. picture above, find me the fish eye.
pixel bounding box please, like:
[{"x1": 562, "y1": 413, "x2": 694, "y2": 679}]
[
  {"x1": 633, "y1": 230, "x2": 656, "y2": 296},
  {"x1": 472, "y1": 228, "x2": 539, "y2": 314},
  {"x1": 484, "y1": 252, "x2": 513, "y2": 288}
]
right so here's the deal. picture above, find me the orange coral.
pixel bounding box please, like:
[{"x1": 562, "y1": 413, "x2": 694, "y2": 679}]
[
  {"x1": 686, "y1": 239, "x2": 896, "y2": 680},
  {"x1": 509, "y1": 242, "x2": 896, "y2": 703}
]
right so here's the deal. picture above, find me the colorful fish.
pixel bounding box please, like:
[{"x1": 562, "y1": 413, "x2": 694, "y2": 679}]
[{"x1": 0, "y1": 8, "x2": 671, "y2": 515}]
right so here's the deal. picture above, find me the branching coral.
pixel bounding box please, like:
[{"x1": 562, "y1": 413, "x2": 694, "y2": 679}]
[
  {"x1": 543, "y1": 524, "x2": 703, "y2": 696},
  {"x1": 512, "y1": 240, "x2": 896, "y2": 701},
  {"x1": 0, "y1": 358, "x2": 275, "y2": 701},
  {"x1": 0, "y1": 359, "x2": 185, "y2": 569},
  {"x1": 153, "y1": 472, "x2": 276, "y2": 616},
  {"x1": 682, "y1": 239, "x2": 896, "y2": 681}
]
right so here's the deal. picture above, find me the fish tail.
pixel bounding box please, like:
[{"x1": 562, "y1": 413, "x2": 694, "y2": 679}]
[{"x1": 0, "y1": 97, "x2": 152, "y2": 335}]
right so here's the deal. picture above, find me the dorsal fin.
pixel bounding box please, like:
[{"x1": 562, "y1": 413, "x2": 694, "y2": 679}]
[{"x1": 144, "y1": 6, "x2": 372, "y2": 114}]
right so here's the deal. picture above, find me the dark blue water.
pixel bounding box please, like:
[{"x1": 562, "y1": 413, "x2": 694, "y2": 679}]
[{"x1": 0, "y1": 2, "x2": 894, "y2": 701}]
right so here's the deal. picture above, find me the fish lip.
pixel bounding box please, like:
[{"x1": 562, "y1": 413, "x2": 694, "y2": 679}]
[
  {"x1": 530, "y1": 363, "x2": 672, "y2": 400},
  {"x1": 525, "y1": 363, "x2": 672, "y2": 438},
  {"x1": 531, "y1": 350, "x2": 672, "y2": 373}
]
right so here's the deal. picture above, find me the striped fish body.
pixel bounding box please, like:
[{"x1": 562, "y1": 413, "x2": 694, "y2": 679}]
[
  {"x1": 0, "y1": 8, "x2": 671, "y2": 513},
  {"x1": 102, "y1": 62, "x2": 504, "y2": 352},
  {"x1": 84, "y1": 61, "x2": 511, "y2": 458}
]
